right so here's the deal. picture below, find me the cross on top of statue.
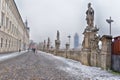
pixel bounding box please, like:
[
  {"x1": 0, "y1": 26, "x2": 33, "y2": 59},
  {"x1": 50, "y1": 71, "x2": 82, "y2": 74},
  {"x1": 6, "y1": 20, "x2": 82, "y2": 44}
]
[
  {"x1": 86, "y1": 3, "x2": 94, "y2": 27},
  {"x1": 106, "y1": 17, "x2": 114, "y2": 35}
]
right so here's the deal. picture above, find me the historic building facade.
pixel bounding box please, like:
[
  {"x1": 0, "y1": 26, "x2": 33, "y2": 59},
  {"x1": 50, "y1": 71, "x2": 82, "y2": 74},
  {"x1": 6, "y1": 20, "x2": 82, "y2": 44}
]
[{"x1": 0, "y1": 0, "x2": 29, "y2": 53}]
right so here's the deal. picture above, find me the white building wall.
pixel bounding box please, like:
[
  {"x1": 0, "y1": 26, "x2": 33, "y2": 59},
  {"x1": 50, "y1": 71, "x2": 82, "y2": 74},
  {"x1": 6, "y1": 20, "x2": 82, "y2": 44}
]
[{"x1": 0, "y1": 0, "x2": 29, "y2": 53}]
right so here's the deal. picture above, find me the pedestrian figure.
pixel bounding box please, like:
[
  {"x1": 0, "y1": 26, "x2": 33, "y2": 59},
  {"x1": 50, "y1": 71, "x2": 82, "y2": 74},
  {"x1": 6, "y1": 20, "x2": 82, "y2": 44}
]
[
  {"x1": 32, "y1": 43, "x2": 37, "y2": 54},
  {"x1": 19, "y1": 49, "x2": 21, "y2": 52},
  {"x1": 32, "y1": 48, "x2": 36, "y2": 53}
]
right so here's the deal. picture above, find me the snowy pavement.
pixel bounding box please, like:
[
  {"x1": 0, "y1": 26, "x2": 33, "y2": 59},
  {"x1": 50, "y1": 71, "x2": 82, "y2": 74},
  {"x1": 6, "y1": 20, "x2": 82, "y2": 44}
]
[
  {"x1": 0, "y1": 51, "x2": 27, "y2": 62},
  {"x1": 0, "y1": 51, "x2": 119, "y2": 80},
  {"x1": 57, "y1": 57, "x2": 120, "y2": 80},
  {"x1": 40, "y1": 51, "x2": 120, "y2": 80}
]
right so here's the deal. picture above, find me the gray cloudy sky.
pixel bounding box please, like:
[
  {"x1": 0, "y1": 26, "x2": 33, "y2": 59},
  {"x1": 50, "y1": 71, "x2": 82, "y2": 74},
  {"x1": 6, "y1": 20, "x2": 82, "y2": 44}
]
[{"x1": 15, "y1": 0, "x2": 120, "y2": 48}]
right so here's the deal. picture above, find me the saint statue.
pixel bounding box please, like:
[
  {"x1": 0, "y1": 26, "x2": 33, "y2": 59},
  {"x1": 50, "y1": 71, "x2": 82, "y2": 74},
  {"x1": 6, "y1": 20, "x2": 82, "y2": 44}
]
[
  {"x1": 57, "y1": 30, "x2": 60, "y2": 40},
  {"x1": 43, "y1": 40, "x2": 46, "y2": 50},
  {"x1": 86, "y1": 3, "x2": 94, "y2": 27},
  {"x1": 47, "y1": 37, "x2": 50, "y2": 49}
]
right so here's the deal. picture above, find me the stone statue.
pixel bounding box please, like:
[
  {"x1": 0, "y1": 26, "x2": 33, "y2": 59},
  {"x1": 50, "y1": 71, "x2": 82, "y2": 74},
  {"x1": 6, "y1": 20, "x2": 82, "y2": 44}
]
[
  {"x1": 55, "y1": 30, "x2": 60, "y2": 50},
  {"x1": 47, "y1": 37, "x2": 50, "y2": 50},
  {"x1": 86, "y1": 3, "x2": 94, "y2": 27},
  {"x1": 48, "y1": 37, "x2": 50, "y2": 44},
  {"x1": 57, "y1": 30, "x2": 60, "y2": 40},
  {"x1": 43, "y1": 40, "x2": 46, "y2": 51}
]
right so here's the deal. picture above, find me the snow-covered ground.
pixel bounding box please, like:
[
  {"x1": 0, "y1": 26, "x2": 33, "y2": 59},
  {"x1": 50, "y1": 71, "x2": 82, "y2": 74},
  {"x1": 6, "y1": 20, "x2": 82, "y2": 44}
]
[
  {"x1": 40, "y1": 51, "x2": 120, "y2": 80},
  {"x1": 0, "y1": 51, "x2": 120, "y2": 80},
  {"x1": 0, "y1": 51, "x2": 27, "y2": 62}
]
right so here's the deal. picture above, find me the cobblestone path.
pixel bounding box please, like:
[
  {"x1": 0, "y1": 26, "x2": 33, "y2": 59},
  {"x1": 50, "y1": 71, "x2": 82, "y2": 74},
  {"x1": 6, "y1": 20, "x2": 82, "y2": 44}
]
[{"x1": 0, "y1": 51, "x2": 81, "y2": 80}]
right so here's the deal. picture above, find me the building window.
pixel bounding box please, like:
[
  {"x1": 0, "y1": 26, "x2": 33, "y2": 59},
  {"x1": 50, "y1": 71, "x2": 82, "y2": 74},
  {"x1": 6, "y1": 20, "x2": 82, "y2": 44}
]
[
  {"x1": 9, "y1": 21, "x2": 11, "y2": 31},
  {"x1": 6, "y1": 17, "x2": 9, "y2": 28},
  {"x1": 1, "y1": 12, "x2": 5, "y2": 26},
  {"x1": 6, "y1": 39, "x2": 7, "y2": 47},
  {"x1": 12, "y1": 24, "x2": 14, "y2": 33},
  {"x1": 9, "y1": 40, "x2": 10, "y2": 48},
  {"x1": 1, "y1": 38, "x2": 3, "y2": 48},
  {"x1": 15, "y1": 27, "x2": 16, "y2": 35}
]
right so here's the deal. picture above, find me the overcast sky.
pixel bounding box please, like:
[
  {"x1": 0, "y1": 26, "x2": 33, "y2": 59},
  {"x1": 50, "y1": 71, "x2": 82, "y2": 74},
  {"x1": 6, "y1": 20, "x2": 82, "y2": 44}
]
[{"x1": 15, "y1": 0, "x2": 120, "y2": 48}]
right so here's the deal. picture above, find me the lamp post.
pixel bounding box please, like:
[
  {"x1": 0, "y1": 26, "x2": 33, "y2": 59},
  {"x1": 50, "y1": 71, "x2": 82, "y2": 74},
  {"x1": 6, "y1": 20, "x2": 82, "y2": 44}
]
[
  {"x1": 106, "y1": 17, "x2": 114, "y2": 35},
  {"x1": 65, "y1": 43, "x2": 69, "y2": 58},
  {"x1": 67, "y1": 35, "x2": 71, "y2": 47}
]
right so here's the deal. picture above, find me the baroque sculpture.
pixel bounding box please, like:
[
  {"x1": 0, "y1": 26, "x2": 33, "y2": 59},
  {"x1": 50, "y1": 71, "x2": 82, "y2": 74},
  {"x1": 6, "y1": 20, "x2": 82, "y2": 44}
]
[
  {"x1": 43, "y1": 40, "x2": 46, "y2": 51},
  {"x1": 57, "y1": 30, "x2": 60, "y2": 40},
  {"x1": 82, "y1": 3, "x2": 100, "y2": 51},
  {"x1": 55, "y1": 30, "x2": 60, "y2": 51},
  {"x1": 86, "y1": 3, "x2": 94, "y2": 27},
  {"x1": 47, "y1": 37, "x2": 50, "y2": 50}
]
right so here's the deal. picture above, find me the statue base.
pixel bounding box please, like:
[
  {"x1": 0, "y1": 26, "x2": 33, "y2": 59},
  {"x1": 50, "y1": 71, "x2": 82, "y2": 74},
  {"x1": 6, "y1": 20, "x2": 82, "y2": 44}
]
[{"x1": 81, "y1": 26, "x2": 100, "y2": 66}]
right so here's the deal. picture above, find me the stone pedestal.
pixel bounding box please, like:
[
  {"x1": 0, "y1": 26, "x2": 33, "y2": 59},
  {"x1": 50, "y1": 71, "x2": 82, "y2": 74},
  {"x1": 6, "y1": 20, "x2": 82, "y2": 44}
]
[
  {"x1": 82, "y1": 26, "x2": 99, "y2": 66},
  {"x1": 55, "y1": 40, "x2": 60, "y2": 55},
  {"x1": 82, "y1": 27, "x2": 99, "y2": 50},
  {"x1": 65, "y1": 43, "x2": 70, "y2": 58},
  {"x1": 100, "y1": 35, "x2": 112, "y2": 70},
  {"x1": 90, "y1": 51, "x2": 97, "y2": 66}
]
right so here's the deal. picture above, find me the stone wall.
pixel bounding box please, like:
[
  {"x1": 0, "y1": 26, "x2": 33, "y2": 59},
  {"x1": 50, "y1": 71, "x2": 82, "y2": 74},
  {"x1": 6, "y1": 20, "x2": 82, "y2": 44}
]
[
  {"x1": 47, "y1": 35, "x2": 113, "y2": 71},
  {"x1": 49, "y1": 50, "x2": 81, "y2": 62},
  {"x1": 100, "y1": 35, "x2": 112, "y2": 70}
]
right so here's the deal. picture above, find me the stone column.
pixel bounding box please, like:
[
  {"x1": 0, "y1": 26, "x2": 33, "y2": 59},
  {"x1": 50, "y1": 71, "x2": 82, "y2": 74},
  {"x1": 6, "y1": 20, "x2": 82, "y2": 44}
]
[
  {"x1": 55, "y1": 40, "x2": 60, "y2": 55},
  {"x1": 82, "y1": 27, "x2": 99, "y2": 66},
  {"x1": 47, "y1": 37, "x2": 50, "y2": 52},
  {"x1": 65, "y1": 43, "x2": 69, "y2": 58},
  {"x1": 43, "y1": 40, "x2": 46, "y2": 52},
  {"x1": 100, "y1": 35, "x2": 112, "y2": 70},
  {"x1": 81, "y1": 31, "x2": 94, "y2": 65},
  {"x1": 55, "y1": 30, "x2": 60, "y2": 55}
]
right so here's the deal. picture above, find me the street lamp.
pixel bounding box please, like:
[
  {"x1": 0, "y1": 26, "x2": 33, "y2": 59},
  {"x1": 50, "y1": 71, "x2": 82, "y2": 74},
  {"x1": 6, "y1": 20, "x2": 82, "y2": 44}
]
[
  {"x1": 67, "y1": 35, "x2": 71, "y2": 45},
  {"x1": 65, "y1": 43, "x2": 69, "y2": 58},
  {"x1": 106, "y1": 17, "x2": 114, "y2": 35}
]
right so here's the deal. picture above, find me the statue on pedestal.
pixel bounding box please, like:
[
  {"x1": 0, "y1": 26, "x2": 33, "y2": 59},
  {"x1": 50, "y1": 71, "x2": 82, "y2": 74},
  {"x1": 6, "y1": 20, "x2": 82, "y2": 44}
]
[
  {"x1": 57, "y1": 30, "x2": 60, "y2": 40},
  {"x1": 86, "y1": 3, "x2": 94, "y2": 27},
  {"x1": 81, "y1": 2, "x2": 101, "y2": 66},
  {"x1": 54, "y1": 30, "x2": 60, "y2": 55},
  {"x1": 47, "y1": 37, "x2": 50, "y2": 50},
  {"x1": 43, "y1": 40, "x2": 46, "y2": 51},
  {"x1": 82, "y1": 3, "x2": 99, "y2": 51},
  {"x1": 55, "y1": 30, "x2": 60, "y2": 51}
]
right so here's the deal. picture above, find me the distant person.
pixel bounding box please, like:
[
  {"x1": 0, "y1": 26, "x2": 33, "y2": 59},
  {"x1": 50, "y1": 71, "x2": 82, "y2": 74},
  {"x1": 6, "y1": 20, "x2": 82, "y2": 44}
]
[
  {"x1": 32, "y1": 47, "x2": 37, "y2": 53},
  {"x1": 19, "y1": 49, "x2": 21, "y2": 52},
  {"x1": 32, "y1": 48, "x2": 35, "y2": 53}
]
